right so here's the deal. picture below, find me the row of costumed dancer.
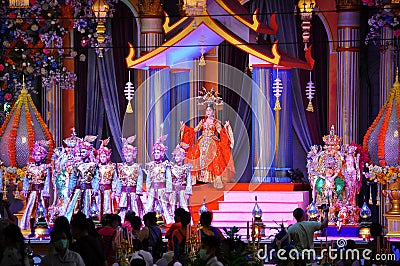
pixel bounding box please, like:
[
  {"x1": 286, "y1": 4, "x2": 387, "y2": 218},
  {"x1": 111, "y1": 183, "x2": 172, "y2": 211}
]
[{"x1": 17, "y1": 130, "x2": 194, "y2": 231}]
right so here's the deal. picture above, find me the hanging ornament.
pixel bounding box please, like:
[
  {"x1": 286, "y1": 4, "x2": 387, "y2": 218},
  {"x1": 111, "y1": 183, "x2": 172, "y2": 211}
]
[
  {"x1": 124, "y1": 71, "x2": 135, "y2": 114},
  {"x1": 199, "y1": 47, "x2": 206, "y2": 66},
  {"x1": 306, "y1": 71, "x2": 315, "y2": 112},
  {"x1": 198, "y1": 196, "x2": 209, "y2": 215},
  {"x1": 272, "y1": 67, "x2": 283, "y2": 111}
]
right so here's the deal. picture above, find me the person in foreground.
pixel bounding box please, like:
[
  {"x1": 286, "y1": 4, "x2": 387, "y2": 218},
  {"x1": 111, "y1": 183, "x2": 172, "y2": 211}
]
[
  {"x1": 40, "y1": 228, "x2": 85, "y2": 266},
  {"x1": 288, "y1": 206, "x2": 329, "y2": 265},
  {"x1": 199, "y1": 236, "x2": 223, "y2": 266}
]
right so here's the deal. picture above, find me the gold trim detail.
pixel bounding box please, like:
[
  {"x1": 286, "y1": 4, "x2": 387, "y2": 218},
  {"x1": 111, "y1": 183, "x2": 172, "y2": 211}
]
[
  {"x1": 163, "y1": 11, "x2": 189, "y2": 34},
  {"x1": 126, "y1": 11, "x2": 281, "y2": 68}
]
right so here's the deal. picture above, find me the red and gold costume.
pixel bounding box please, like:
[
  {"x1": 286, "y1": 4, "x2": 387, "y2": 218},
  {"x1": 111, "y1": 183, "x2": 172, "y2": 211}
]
[{"x1": 180, "y1": 118, "x2": 235, "y2": 187}]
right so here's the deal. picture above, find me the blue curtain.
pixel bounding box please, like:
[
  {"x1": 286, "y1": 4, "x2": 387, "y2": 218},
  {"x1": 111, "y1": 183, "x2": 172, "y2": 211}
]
[
  {"x1": 251, "y1": 66, "x2": 275, "y2": 182},
  {"x1": 85, "y1": 47, "x2": 123, "y2": 161},
  {"x1": 170, "y1": 70, "x2": 190, "y2": 156},
  {"x1": 147, "y1": 67, "x2": 171, "y2": 160},
  {"x1": 250, "y1": 0, "x2": 312, "y2": 152},
  {"x1": 275, "y1": 69, "x2": 293, "y2": 182}
]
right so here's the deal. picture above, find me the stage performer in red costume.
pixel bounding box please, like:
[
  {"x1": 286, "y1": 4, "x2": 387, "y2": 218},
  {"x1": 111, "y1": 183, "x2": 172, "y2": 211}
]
[
  {"x1": 180, "y1": 89, "x2": 235, "y2": 188},
  {"x1": 116, "y1": 135, "x2": 144, "y2": 221},
  {"x1": 20, "y1": 141, "x2": 52, "y2": 230}
]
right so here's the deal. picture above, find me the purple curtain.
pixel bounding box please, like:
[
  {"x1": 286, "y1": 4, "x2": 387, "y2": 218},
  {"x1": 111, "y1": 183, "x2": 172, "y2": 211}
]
[
  {"x1": 301, "y1": 15, "x2": 328, "y2": 145},
  {"x1": 218, "y1": 41, "x2": 253, "y2": 183},
  {"x1": 111, "y1": 2, "x2": 135, "y2": 124},
  {"x1": 74, "y1": 30, "x2": 89, "y2": 137}
]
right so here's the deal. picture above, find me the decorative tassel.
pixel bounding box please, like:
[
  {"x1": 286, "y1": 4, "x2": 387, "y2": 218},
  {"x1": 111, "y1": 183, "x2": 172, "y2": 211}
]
[
  {"x1": 126, "y1": 100, "x2": 133, "y2": 114},
  {"x1": 306, "y1": 100, "x2": 314, "y2": 112},
  {"x1": 306, "y1": 71, "x2": 315, "y2": 112},
  {"x1": 272, "y1": 67, "x2": 283, "y2": 111},
  {"x1": 274, "y1": 98, "x2": 281, "y2": 111}
]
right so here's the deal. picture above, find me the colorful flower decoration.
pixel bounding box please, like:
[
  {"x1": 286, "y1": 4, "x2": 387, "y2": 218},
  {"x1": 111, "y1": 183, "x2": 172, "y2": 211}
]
[
  {"x1": 0, "y1": 88, "x2": 54, "y2": 167},
  {"x1": 0, "y1": 0, "x2": 117, "y2": 124},
  {"x1": 364, "y1": 1, "x2": 400, "y2": 44},
  {"x1": 363, "y1": 71, "x2": 400, "y2": 189}
]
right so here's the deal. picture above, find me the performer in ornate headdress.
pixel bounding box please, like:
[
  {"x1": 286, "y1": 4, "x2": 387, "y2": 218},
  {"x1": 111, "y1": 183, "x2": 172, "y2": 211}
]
[
  {"x1": 145, "y1": 134, "x2": 174, "y2": 224},
  {"x1": 20, "y1": 140, "x2": 52, "y2": 230},
  {"x1": 96, "y1": 138, "x2": 118, "y2": 217},
  {"x1": 169, "y1": 144, "x2": 192, "y2": 214},
  {"x1": 65, "y1": 135, "x2": 98, "y2": 220},
  {"x1": 312, "y1": 126, "x2": 345, "y2": 206},
  {"x1": 342, "y1": 144, "x2": 361, "y2": 207},
  {"x1": 180, "y1": 88, "x2": 235, "y2": 188},
  {"x1": 116, "y1": 135, "x2": 144, "y2": 221},
  {"x1": 49, "y1": 128, "x2": 80, "y2": 222}
]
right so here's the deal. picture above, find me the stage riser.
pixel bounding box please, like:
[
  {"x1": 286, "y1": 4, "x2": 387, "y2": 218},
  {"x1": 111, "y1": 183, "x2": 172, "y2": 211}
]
[
  {"x1": 212, "y1": 211, "x2": 296, "y2": 221},
  {"x1": 191, "y1": 187, "x2": 309, "y2": 238},
  {"x1": 223, "y1": 191, "x2": 308, "y2": 202},
  {"x1": 216, "y1": 202, "x2": 301, "y2": 212}
]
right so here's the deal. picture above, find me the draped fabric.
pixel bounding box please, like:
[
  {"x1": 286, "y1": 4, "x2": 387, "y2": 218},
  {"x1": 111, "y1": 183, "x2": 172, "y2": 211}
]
[
  {"x1": 275, "y1": 69, "x2": 293, "y2": 182},
  {"x1": 74, "y1": 30, "x2": 89, "y2": 137},
  {"x1": 147, "y1": 68, "x2": 171, "y2": 159},
  {"x1": 111, "y1": 1, "x2": 135, "y2": 124},
  {"x1": 305, "y1": 14, "x2": 328, "y2": 145},
  {"x1": 170, "y1": 70, "x2": 190, "y2": 153},
  {"x1": 218, "y1": 42, "x2": 252, "y2": 182},
  {"x1": 250, "y1": 0, "x2": 313, "y2": 152},
  {"x1": 76, "y1": 2, "x2": 134, "y2": 161},
  {"x1": 85, "y1": 49, "x2": 105, "y2": 142},
  {"x1": 96, "y1": 48, "x2": 123, "y2": 161},
  {"x1": 251, "y1": 67, "x2": 275, "y2": 182},
  {"x1": 84, "y1": 19, "x2": 123, "y2": 161}
]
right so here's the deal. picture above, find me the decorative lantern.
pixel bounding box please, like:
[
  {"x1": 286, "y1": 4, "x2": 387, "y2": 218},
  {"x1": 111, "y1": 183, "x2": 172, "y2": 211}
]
[
  {"x1": 297, "y1": 0, "x2": 316, "y2": 50},
  {"x1": 0, "y1": 84, "x2": 54, "y2": 168},
  {"x1": 183, "y1": 0, "x2": 207, "y2": 16},
  {"x1": 92, "y1": 0, "x2": 110, "y2": 57},
  {"x1": 90, "y1": 200, "x2": 100, "y2": 226},
  {"x1": 252, "y1": 196, "x2": 265, "y2": 240},
  {"x1": 359, "y1": 201, "x2": 372, "y2": 240},
  {"x1": 35, "y1": 201, "x2": 50, "y2": 237},
  {"x1": 198, "y1": 196, "x2": 209, "y2": 216},
  {"x1": 9, "y1": 0, "x2": 29, "y2": 8},
  {"x1": 307, "y1": 201, "x2": 320, "y2": 221}
]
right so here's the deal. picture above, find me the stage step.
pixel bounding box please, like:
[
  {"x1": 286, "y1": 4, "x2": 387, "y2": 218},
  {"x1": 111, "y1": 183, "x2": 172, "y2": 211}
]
[
  {"x1": 212, "y1": 210, "x2": 295, "y2": 222},
  {"x1": 223, "y1": 191, "x2": 308, "y2": 202},
  {"x1": 202, "y1": 190, "x2": 309, "y2": 238},
  {"x1": 216, "y1": 202, "x2": 301, "y2": 212}
]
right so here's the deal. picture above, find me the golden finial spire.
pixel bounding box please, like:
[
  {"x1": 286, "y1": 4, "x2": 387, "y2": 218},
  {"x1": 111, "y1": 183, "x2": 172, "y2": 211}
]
[
  {"x1": 21, "y1": 75, "x2": 28, "y2": 94},
  {"x1": 392, "y1": 67, "x2": 400, "y2": 92}
]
